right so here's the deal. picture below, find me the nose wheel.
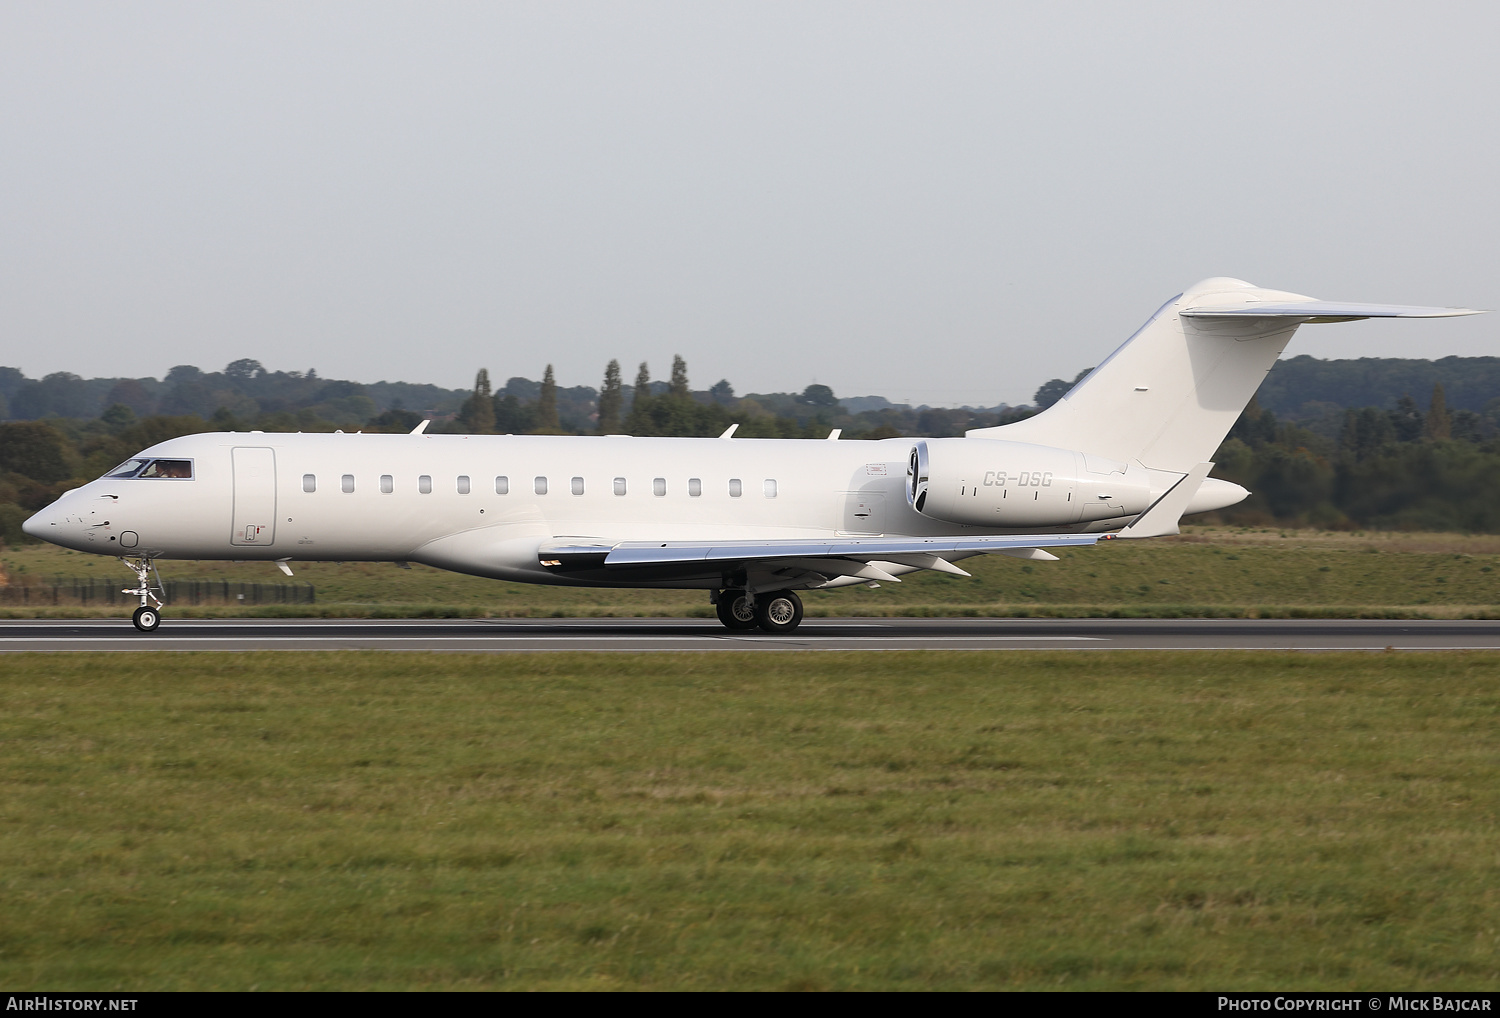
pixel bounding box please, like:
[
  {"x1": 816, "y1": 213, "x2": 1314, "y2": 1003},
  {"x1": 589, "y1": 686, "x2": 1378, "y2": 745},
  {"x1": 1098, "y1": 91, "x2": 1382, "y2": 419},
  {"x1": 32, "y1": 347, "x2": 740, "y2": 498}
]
[{"x1": 121, "y1": 555, "x2": 166, "y2": 633}]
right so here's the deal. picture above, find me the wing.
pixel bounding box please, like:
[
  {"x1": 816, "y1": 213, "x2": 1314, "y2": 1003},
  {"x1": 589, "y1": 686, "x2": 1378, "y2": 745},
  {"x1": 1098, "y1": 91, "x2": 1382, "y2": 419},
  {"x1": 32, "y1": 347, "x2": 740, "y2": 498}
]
[{"x1": 538, "y1": 532, "x2": 1104, "y2": 589}]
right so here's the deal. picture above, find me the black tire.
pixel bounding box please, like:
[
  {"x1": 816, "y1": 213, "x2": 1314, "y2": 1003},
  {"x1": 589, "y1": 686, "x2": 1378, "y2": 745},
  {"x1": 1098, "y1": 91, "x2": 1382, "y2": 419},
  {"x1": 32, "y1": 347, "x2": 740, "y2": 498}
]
[
  {"x1": 716, "y1": 590, "x2": 758, "y2": 630},
  {"x1": 132, "y1": 605, "x2": 161, "y2": 632},
  {"x1": 754, "y1": 590, "x2": 804, "y2": 634}
]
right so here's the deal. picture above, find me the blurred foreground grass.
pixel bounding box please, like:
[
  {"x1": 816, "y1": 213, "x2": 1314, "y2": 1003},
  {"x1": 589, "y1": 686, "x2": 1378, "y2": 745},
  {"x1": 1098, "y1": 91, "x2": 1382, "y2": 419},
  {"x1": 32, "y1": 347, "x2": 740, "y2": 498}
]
[{"x1": 2, "y1": 651, "x2": 1496, "y2": 989}]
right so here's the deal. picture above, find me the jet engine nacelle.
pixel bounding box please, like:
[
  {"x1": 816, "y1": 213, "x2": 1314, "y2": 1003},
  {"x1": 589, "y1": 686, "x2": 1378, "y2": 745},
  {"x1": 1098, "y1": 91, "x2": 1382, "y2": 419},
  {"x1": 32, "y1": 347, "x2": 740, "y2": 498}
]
[{"x1": 907, "y1": 438, "x2": 1154, "y2": 528}]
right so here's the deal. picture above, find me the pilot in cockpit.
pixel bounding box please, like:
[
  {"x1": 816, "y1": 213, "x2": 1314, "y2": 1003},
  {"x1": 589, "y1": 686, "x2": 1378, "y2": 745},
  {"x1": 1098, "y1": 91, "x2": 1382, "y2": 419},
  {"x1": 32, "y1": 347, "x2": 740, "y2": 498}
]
[{"x1": 138, "y1": 459, "x2": 192, "y2": 479}]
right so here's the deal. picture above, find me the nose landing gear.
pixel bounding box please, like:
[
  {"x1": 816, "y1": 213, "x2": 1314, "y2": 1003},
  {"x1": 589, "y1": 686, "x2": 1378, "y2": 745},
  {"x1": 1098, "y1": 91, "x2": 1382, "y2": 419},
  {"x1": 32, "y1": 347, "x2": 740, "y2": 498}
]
[{"x1": 122, "y1": 556, "x2": 166, "y2": 633}]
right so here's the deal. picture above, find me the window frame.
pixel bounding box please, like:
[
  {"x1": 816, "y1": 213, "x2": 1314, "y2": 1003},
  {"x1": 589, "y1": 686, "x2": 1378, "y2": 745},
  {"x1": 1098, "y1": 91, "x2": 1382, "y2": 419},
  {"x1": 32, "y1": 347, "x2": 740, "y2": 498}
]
[{"x1": 105, "y1": 458, "x2": 195, "y2": 481}]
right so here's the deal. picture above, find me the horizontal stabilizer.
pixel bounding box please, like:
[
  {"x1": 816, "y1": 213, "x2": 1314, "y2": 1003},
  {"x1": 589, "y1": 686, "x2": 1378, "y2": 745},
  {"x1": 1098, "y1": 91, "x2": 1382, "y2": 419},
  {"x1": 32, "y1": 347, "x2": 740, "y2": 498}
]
[{"x1": 1181, "y1": 301, "x2": 1483, "y2": 322}]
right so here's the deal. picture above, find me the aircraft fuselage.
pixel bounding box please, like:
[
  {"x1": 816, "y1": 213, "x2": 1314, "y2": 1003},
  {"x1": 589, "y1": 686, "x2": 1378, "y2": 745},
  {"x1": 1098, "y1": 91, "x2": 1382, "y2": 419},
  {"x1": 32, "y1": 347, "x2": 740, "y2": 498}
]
[{"x1": 30, "y1": 431, "x2": 1141, "y2": 589}]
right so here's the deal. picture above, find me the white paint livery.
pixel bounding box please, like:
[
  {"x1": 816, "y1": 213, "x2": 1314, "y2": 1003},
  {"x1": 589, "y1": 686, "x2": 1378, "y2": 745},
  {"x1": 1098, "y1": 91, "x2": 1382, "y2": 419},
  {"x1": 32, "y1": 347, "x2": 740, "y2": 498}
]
[{"x1": 24, "y1": 277, "x2": 1482, "y2": 632}]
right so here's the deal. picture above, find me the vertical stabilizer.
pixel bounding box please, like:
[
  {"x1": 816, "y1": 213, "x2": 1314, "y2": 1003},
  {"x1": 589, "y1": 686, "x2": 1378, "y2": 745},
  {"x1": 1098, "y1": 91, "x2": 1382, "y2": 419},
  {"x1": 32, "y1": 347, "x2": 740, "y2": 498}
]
[
  {"x1": 970, "y1": 278, "x2": 1306, "y2": 471},
  {"x1": 970, "y1": 278, "x2": 1482, "y2": 472}
]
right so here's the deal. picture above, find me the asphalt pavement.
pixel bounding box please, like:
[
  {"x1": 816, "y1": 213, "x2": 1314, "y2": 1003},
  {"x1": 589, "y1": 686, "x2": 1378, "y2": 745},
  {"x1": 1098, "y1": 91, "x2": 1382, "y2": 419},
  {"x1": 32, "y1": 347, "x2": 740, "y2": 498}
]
[{"x1": 5, "y1": 616, "x2": 1500, "y2": 651}]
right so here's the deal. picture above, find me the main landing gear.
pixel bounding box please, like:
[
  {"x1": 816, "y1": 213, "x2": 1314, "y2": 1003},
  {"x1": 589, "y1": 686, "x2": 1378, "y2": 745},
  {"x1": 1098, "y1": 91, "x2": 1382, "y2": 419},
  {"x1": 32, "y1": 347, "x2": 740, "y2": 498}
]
[
  {"x1": 715, "y1": 589, "x2": 804, "y2": 634},
  {"x1": 122, "y1": 556, "x2": 165, "y2": 633}
]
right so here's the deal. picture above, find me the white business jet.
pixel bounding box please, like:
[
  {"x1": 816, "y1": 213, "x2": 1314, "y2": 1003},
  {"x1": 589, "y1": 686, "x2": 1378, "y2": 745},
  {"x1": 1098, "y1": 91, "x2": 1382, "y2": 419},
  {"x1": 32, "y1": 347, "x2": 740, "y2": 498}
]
[{"x1": 24, "y1": 277, "x2": 1482, "y2": 633}]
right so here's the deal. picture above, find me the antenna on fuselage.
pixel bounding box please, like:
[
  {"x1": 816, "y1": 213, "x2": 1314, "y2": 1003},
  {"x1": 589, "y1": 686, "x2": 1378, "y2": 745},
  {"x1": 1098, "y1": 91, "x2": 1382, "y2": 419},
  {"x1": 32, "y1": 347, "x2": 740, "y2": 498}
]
[{"x1": 410, "y1": 419, "x2": 430, "y2": 435}]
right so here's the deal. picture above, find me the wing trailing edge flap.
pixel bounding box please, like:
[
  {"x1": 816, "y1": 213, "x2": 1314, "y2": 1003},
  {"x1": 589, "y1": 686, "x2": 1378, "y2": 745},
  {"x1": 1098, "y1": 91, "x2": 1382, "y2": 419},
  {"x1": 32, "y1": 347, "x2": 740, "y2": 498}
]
[
  {"x1": 773, "y1": 558, "x2": 905, "y2": 583},
  {"x1": 768, "y1": 553, "x2": 976, "y2": 583},
  {"x1": 536, "y1": 533, "x2": 1103, "y2": 578}
]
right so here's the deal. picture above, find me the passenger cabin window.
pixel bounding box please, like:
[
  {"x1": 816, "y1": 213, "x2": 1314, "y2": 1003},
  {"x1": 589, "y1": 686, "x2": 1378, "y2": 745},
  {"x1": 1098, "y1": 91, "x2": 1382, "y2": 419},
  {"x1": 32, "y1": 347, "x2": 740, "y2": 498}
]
[
  {"x1": 613, "y1": 477, "x2": 627, "y2": 496},
  {"x1": 763, "y1": 479, "x2": 777, "y2": 498},
  {"x1": 419, "y1": 475, "x2": 432, "y2": 494},
  {"x1": 571, "y1": 476, "x2": 584, "y2": 496},
  {"x1": 457, "y1": 475, "x2": 471, "y2": 494},
  {"x1": 342, "y1": 474, "x2": 355, "y2": 493},
  {"x1": 302, "y1": 474, "x2": 316, "y2": 493},
  {"x1": 728, "y1": 478, "x2": 742, "y2": 497},
  {"x1": 653, "y1": 478, "x2": 667, "y2": 497},
  {"x1": 380, "y1": 475, "x2": 393, "y2": 494},
  {"x1": 534, "y1": 476, "x2": 548, "y2": 495},
  {"x1": 688, "y1": 478, "x2": 702, "y2": 497},
  {"x1": 495, "y1": 476, "x2": 509, "y2": 495}
]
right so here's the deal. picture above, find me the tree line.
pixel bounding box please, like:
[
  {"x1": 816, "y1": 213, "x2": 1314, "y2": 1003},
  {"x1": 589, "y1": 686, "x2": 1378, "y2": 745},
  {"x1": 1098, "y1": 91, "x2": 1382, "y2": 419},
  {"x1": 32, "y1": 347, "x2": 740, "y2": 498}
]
[
  {"x1": 448, "y1": 355, "x2": 1027, "y2": 440},
  {"x1": 1204, "y1": 383, "x2": 1500, "y2": 531},
  {"x1": 6, "y1": 353, "x2": 1500, "y2": 542}
]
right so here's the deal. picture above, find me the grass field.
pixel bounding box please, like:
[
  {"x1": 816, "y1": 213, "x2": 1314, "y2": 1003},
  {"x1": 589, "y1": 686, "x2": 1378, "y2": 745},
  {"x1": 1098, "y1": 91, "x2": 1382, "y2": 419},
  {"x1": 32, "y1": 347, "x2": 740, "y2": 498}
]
[
  {"x1": 2, "y1": 651, "x2": 1496, "y2": 990},
  {"x1": 6, "y1": 527, "x2": 1500, "y2": 620}
]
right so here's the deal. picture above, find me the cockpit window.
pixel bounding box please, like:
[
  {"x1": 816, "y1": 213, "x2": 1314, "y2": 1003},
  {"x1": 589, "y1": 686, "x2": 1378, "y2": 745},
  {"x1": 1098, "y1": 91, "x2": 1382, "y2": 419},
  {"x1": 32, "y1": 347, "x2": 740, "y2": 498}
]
[
  {"x1": 103, "y1": 459, "x2": 150, "y2": 478},
  {"x1": 138, "y1": 459, "x2": 193, "y2": 479},
  {"x1": 102, "y1": 458, "x2": 193, "y2": 480}
]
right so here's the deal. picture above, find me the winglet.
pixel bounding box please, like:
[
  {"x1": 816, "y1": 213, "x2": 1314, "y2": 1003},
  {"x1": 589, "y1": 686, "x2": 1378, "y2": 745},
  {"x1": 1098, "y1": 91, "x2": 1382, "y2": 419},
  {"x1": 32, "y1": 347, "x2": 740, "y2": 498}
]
[
  {"x1": 410, "y1": 419, "x2": 430, "y2": 435},
  {"x1": 1116, "y1": 462, "x2": 1213, "y2": 539}
]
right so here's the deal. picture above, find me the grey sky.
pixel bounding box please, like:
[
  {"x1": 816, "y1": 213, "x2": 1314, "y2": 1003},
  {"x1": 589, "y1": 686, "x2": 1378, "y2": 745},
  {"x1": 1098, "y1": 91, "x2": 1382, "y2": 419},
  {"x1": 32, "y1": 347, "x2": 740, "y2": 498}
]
[{"x1": 3, "y1": 1, "x2": 1497, "y2": 407}]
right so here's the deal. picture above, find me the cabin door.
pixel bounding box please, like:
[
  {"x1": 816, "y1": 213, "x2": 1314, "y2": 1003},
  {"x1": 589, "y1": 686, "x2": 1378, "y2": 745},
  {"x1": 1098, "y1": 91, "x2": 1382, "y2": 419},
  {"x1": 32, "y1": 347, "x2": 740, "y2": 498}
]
[{"x1": 231, "y1": 447, "x2": 277, "y2": 546}]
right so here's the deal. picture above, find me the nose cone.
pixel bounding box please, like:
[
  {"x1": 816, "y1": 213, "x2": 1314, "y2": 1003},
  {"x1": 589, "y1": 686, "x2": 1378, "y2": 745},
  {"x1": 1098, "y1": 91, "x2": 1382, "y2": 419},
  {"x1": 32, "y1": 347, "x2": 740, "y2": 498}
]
[
  {"x1": 22, "y1": 494, "x2": 86, "y2": 550},
  {"x1": 22, "y1": 508, "x2": 49, "y2": 540}
]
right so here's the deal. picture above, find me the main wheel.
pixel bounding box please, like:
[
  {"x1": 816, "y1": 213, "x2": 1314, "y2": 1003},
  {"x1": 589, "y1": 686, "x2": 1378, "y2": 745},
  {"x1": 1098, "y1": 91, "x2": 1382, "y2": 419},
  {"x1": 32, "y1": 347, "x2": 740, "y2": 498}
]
[
  {"x1": 132, "y1": 605, "x2": 161, "y2": 632},
  {"x1": 716, "y1": 589, "x2": 758, "y2": 630},
  {"x1": 754, "y1": 590, "x2": 804, "y2": 634}
]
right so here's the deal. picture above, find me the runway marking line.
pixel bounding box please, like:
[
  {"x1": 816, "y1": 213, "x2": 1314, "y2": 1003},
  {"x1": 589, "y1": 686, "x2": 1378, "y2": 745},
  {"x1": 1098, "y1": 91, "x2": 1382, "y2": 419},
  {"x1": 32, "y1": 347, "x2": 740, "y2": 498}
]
[{"x1": 0, "y1": 634, "x2": 1106, "y2": 643}]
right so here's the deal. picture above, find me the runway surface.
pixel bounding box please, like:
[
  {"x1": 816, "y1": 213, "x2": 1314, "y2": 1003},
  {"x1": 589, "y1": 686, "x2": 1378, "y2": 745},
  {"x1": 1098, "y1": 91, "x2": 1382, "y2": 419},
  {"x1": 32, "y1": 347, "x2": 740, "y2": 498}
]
[{"x1": 5, "y1": 617, "x2": 1500, "y2": 652}]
